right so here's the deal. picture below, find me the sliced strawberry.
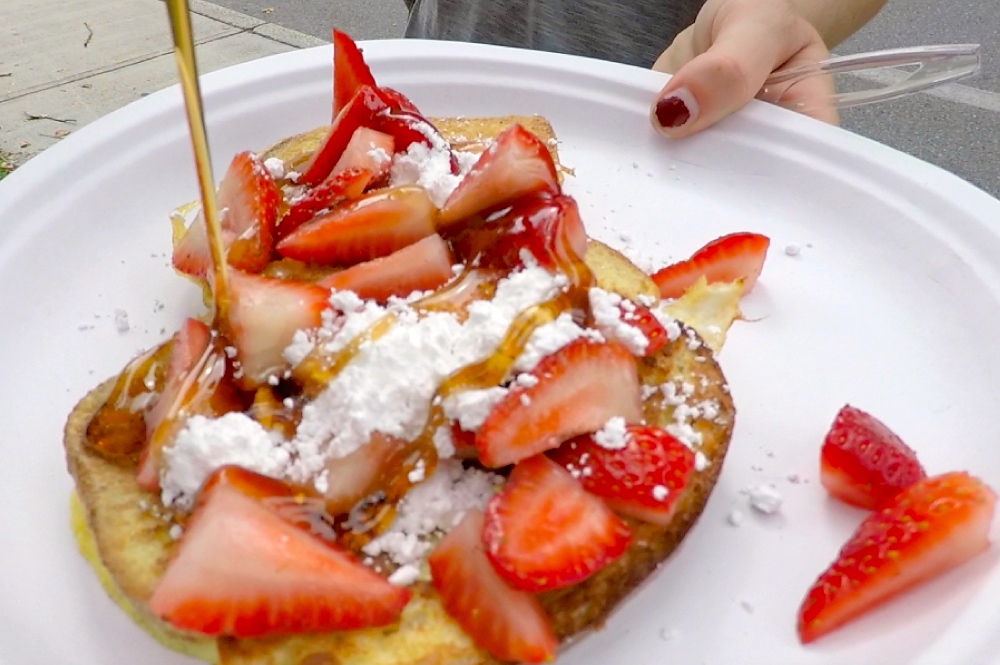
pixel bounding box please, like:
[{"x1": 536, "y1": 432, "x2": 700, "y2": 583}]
[
  {"x1": 549, "y1": 425, "x2": 694, "y2": 524},
  {"x1": 224, "y1": 270, "x2": 330, "y2": 385},
  {"x1": 449, "y1": 421, "x2": 480, "y2": 459},
  {"x1": 279, "y1": 167, "x2": 373, "y2": 241},
  {"x1": 318, "y1": 234, "x2": 454, "y2": 301},
  {"x1": 276, "y1": 185, "x2": 437, "y2": 266},
  {"x1": 321, "y1": 432, "x2": 403, "y2": 515},
  {"x1": 651, "y1": 232, "x2": 770, "y2": 300},
  {"x1": 332, "y1": 29, "x2": 377, "y2": 119},
  {"x1": 148, "y1": 469, "x2": 411, "y2": 638},
  {"x1": 482, "y1": 455, "x2": 632, "y2": 592},
  {"x1": 820, "y1": 405, "x2": 926, "y2": 510},
  {"x1": 172, "y1": 151, "x2": 280, "y2": 279},
  {"x1": 429, "y1": 509, "x2": 558, "y2": 663},
  {"x1": 439, "y1": 124, "x2": 560, "y2": 228},
  {"x1": 303, "y1": 85, "x2": 454, "y2": 187},
  {"x1": 378, "y1": 87, "x2": 421, "y2": 116},
  {"x1": 798, "y1": 471, "x2": 996, "y2": 643},
  {"x1": 137, "y1": 320, "x2": 244, "y2": 491},
  {"x1": 331, "y1": 127, "x2": 394, "y2": 183},
  {"x1": 302, "y1": 85, "x2": 389, "y2": 187},
  {"x1": 475, "y1": 338, "x2": 642, "y2": 468},
  {"x1": 452, "y1": 192, "x2": 588, "y2": 273}
]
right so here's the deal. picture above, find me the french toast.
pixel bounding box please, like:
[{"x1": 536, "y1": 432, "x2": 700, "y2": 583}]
[{"x1": 65, "y1": 33, "x2": 737, "y2": 665}]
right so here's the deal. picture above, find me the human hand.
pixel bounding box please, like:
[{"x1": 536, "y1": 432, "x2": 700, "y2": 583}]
[{"x1": 649, "y1": 0, "x2": 838, "y2": 138}]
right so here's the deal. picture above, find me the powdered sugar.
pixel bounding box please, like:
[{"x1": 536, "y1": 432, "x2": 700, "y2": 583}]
[
  {"x1": 160, "y1": 413, "x2": 290, "y2": 509},
  {"x1": 512, "y1": 311, "x2": 604, "y2": 373},
  {"x1": 361, "y1": 460, "x2": 502, "y2": 573},
  {"x1": 389, "y1": 140, "x2": 479, "y2": 208},
  {"x1": 589, "y1": 288, "x2": 648, "y2": 355},
  {"x1": 285, "y1": 266, "x2": 568, "y2": 488},
  {"x1": 593, "y1": 416, "x2": 629, "y2": 450},
  {"x1": 442, "y1": 386, "x2": 508, "y2": 432}
]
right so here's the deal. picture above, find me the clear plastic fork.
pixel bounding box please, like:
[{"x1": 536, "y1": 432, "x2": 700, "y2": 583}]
[{"x1": 759, "y1": 43, "x2": 982, "y2": 112}]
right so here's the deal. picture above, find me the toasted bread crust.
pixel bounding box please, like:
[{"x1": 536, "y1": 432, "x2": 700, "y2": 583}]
[{"x1": 64, "y1": 117, "x2": 735, "y2": 665}]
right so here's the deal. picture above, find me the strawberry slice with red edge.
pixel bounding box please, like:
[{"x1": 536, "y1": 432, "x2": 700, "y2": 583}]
[
  {"x1": 148, "y1": 466, "x2": 411, "y2": 638},
  {"x1": 330, "y1": 127, "x2": 394, "y2": 184},
  {"x1": 475, "y1": 338, "x2": 643, "y2": 468},
  {"x1": 172, "y1": 151, "x2": 280, "y2": 279},
  {"x1": 439, "y1": 124, "x2": 560, "y2": 228},
  {"x1": 276, "y1": 185, "x2": 437, "y2": 266},
  {"x1": 482, "y1": 455, "x2": 632, "y2": 592},
  {"x1": 549, "y1": 425, "x2": 694, "y2": 524},
  {"x1": 224, "y1": 270, "x2": 331, "y2": 386},
  {"x1": 452, "y1": 192, "x2": 588, "y2": 272},
  {"x1": 798, "y1": 471, "x2": 996, "y2": 644},
  {"x1": 429, "y1": 508, "x2": 558, "y2": 663},
  {"x1": 302, "y1": 85, "x2": 454, "y2": 187},
  {"x1": 318, "y1": 233, "x2": 454, "y2": 301},
  {"x1": 820, "y1": 404, "x2": 927, "y2": 510},
  {"x1": 137, "y1": 320, "x2": 245, "y2": 491},
  {"x1": 651, "y1": 232, "x2": 770, "y2": 300},
  {"x1": 279, "y1": 167, "x2": 373, "y2": 241},
  {"x1": 332, "y1": 29, "x2": 377, "y2": 119}
]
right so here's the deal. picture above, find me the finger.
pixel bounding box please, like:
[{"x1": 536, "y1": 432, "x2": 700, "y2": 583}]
[{"x1": 650, "y1": 8, "x2": 815, "y2": 137}]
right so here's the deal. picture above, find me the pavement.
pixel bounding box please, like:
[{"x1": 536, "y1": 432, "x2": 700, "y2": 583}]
[{"x1": 1, "y1": 0, "x2": 998, "y2": 198}]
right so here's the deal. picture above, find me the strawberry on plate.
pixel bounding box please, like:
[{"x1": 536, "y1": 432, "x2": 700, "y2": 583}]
[
  {"x1": 276, "y1": 185, "x2": 437, "y2": 265},
  {"x1": 452, "y1": 192, "x2": 588, "y2": 273},
  {"x1": 475, "y1": 338, "x2": 643, "y2": 468},
  {"x1": 278, "y1": 167, "x2": 373, "y2": 241},
  {"x1": 172, "y1": 151, "x2": 280, "y2": 280},
  {"x1": 332, "y1": 29, "x2": 377, "y2": 118},
  {"x1": 318, "y1": 233, "x2": 454, "y2": 301},
  {"x1": 429, "y1": 508, "x2": 558, "y2": 664},
  {"x1": 821, "y1": 404, "x2": 927, "y2": 510},
  {"x1": 137, "y1": 319, "x2": 244, "y2": 491},
  {"x1": 651, "y1": 232, "x2": 770, "y2": 300},
  {"x1": 224, "y1": 270, "x2": 330, "y2": 385},
  {"x1": 798, "y1": 471, "x2": 996, "y2": 644},
  {"x1": 549, "y1": 425, "x2": 695, "y2": 524},
  {"x1": 148, "y1": 466, "x2": 411, "y2": 638},
  {"x1": 482, "y1": 455, "x2": 632, "y2": 592},
  {"x1": 321, "y1": 432, "x2": 404, "y2": 515},
  {"x1": 330, "y1": 127, "x2": 394, "y2": 183},
  {"x1": 439, "y1": 124, "x2": 560, "y2": 228}
]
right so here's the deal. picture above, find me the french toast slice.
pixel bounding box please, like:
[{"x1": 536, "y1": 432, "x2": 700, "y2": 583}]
[{"x1": 64, "y1": 117, "x2": 735, "y2": 665}]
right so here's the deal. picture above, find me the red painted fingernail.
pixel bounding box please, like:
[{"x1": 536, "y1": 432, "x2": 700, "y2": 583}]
[{"x1": 651, "y1": 88, "x2": 699, "y2": 132}]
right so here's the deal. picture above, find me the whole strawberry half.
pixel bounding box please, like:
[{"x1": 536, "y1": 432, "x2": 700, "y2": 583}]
[
  {"x1": 429, "y1": 508, "x2": 558, "y2": 663},
  {"x1": 821, "y1": 404, "x2": 926, "y2": 510},
  {"x1": 651, "y1": 231, "x2": 770, "y2": 300},
  {"x1": 475, "y1": 338, "x2": 643, "y2": 468},
  {"x1": 482, "y1": 455, "x2": 632, "y2": 593},
  {"x1": 798, "y1": 471, "x2": 996, "y2": 644},
  {"x1": 549, "y1": 424, "x2": 695, "y2": 525},
  {"x1": 172, "y1": 151, "x2": 280, "y2": 280},
  {"x1": 148, "y1": 466, "x2": 411, "y2": 638}
]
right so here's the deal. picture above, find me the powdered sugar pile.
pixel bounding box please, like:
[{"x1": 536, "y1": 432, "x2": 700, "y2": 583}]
[
  {"x1": 284, "y1": 265, "x2": 568, "y2": 488},
  {"x1": 161, "y1": 413, "x2": 291, "y2": 509},
  {"x1": 362, "y1": 459, "x2": 502, "y2": 576},
  {"x1": 389, "y1": 131, "x2": 480, "y2": 207}
]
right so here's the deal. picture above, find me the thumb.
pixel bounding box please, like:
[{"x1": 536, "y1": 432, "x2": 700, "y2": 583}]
[{"x1": 649, "y1": 13, "x2": 814, "y2": 137}]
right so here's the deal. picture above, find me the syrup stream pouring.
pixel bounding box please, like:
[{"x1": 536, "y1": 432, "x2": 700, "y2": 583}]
[
  {"x1": 759, "y1": 44, "x2": 982, "y2": 113},
  {"x1": 165, "y1": 0, "x2": 231, "y2": 322}
]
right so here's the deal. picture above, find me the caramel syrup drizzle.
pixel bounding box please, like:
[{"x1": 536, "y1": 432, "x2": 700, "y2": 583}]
[{"x1": 165, "y1": 0, "x2": 230, "y2": 322}]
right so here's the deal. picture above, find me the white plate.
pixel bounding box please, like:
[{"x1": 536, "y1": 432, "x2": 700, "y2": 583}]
[{"x1": 2, "y1": 39, "x2": 1000, "y2": 665}]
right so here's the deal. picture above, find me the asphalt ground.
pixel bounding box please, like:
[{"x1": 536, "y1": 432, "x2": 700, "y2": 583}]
[{"x1": 210, "y1": 0, "x2": 1000, "y2": 198}]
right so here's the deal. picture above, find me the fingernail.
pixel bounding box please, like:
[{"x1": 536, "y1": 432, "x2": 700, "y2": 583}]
[{"x1": 652, "y1": 88, "x2": 698, "y2": 132}]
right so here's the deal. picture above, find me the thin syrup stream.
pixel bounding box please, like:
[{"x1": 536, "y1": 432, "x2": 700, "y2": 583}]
[{"x1": 165, "y1": 0, "x2": 231, "y2": 321}]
